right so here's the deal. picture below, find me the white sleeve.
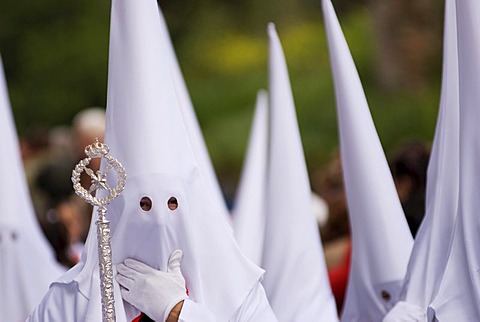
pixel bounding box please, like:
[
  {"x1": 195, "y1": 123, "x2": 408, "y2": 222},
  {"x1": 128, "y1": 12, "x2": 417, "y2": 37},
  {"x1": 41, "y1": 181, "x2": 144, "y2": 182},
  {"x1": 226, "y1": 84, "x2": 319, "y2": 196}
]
[
  {"x1": 178, "y1": 283, "x2": 277, "y2": 322},
  {"x1": 27, "y1": 283, "x2": 88, "y2": 322},
  {"x1": 178, "y1": 299, "x2": 216, "y2": 322}
]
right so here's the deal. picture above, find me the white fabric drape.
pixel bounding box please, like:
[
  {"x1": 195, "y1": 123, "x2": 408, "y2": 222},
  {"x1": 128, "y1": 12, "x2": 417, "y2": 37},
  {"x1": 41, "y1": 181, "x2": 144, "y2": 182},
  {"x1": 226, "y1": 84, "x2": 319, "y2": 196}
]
[
  {"x1": 232, "y1": 90, "x2": 269, "y2": 266},
  {"x1": 322, "y1": 1, "x2": 414, "y2": 321},
  {"x1": 387, "y1": 0, "x2": 459, "y2": 319},
  {"x1": 429, "y1": 0, "x2": 480, "y2": 320},
  {"x1": 261, "y1": 23, "x2": 338, "y2": 322}
]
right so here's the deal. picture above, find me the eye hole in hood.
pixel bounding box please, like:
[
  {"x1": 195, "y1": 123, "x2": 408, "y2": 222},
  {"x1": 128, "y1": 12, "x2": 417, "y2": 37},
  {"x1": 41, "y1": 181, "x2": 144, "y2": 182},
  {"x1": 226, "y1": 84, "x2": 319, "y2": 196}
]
[
  {"x1": 139, "y1": 196, "x2": 152, "y2": 211},
  {"x1": 167, "y1": 196, "x2": 178, "y2": 211}
]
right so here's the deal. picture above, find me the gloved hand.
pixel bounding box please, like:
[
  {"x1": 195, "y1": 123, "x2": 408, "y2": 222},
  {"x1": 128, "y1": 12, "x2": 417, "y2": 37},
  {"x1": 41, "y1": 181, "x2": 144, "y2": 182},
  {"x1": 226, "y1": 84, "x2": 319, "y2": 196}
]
[{"x1": 116, "y1": 250, "x2": 188, "y2": 322}]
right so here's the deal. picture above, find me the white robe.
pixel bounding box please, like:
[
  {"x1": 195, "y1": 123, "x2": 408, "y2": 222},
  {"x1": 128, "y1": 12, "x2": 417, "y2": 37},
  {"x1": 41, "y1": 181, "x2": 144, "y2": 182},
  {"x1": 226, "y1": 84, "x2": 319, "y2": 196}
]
[{"x1": 28, "y1": 280, "x2": 277, "y2": 321}]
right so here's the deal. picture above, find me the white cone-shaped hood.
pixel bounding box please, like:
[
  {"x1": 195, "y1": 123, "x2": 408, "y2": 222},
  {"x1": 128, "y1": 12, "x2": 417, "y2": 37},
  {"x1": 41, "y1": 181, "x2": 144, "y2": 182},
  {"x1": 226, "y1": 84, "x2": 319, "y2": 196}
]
[
  {"x1": 157, "y1": 6, "x2": 232, "y2": 226},
  {"x1": 0, "y1": 55, "x2": 65, "y2": 321},
  {"x1": 322, "y1": 1, "x2": 413, "y2": 320},
  {"x1": 398, "y1": 0, "x2": 459, "y2": 311},
  {"x1": 232, "y1": 90, "x2": 268, "y2": 266},
  {"x1": 429, "y1": 0, "x2": 480, "y2": 319},
  {"x1": 262, "y1": 23, "x2": 338, "y2": 321},
  {"x1": 58, "y1": 0, "x2": 263, "y2": 320}
]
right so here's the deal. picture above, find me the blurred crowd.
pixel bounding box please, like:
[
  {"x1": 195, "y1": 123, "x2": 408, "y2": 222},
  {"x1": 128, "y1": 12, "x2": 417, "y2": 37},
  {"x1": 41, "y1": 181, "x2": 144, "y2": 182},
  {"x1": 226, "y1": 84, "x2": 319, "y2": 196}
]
[
  {"x1": 20, "y1": 107, "x2": 106, "y2": 267},
  {"x1": 20, "y1": 104, "x2": 431, "y2": 315}
]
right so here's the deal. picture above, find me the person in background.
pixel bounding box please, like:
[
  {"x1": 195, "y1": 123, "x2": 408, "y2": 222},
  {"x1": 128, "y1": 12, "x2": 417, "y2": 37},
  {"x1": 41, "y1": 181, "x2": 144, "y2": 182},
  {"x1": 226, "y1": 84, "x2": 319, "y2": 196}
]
[
  {"x1": 0, "y1": 55, "x2": 65, "y2": 321},
  {"x1": 313, "y1": 152, "x2": 350, "y2": 313},
  {"x1": 34, "y1": 108, "x2": 106, "y2": 267},
  {"x1": 20, "y1": 126, "x2": 51, "y2": 216},
  {"x1": 389, "y1": 141, "x2": 430, "y2": 237},
  {"x1": 72, "y1": 107, "x2": 106, "y2": 176}
]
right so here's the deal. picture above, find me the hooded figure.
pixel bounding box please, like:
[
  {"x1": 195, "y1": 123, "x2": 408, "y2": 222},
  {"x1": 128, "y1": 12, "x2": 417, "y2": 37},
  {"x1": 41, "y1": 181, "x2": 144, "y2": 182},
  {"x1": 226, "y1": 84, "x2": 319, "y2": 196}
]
[
  {"x1": 28, "y1": 0, "x2": 277, "y2": 321},
  {"x1": 322, "y1": 1, "x2": 414, "y2": 320},
  {"x1": 0, "y1": 55, "x2": 65, "y2": 321},
  {"x1": 428, "y1": 0, "x2": 480, "y2": 320},
  {"x1": 259, "y1": 24, "x2": 338, "y2": 321},
  {"x1": 232, "y1": 90, "x2": 269, "y2": 266},
  {"x1": 383, "y1": 0, "x2": 459, "y2": 320}
]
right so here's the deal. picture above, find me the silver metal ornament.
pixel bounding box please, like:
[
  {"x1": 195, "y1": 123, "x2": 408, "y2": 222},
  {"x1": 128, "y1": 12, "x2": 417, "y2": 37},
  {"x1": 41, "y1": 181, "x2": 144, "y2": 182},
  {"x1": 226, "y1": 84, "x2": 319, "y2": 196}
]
[{"x1": 72, "y1": 139, "x2": 126, "y2": 322}]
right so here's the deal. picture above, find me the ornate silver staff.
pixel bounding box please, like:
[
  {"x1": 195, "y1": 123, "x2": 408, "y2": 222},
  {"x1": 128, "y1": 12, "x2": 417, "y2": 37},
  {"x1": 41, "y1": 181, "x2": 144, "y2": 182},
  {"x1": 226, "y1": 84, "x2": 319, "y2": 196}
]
[{"x1": 72, "y1": 139, "x2": 126, "y2": 322}]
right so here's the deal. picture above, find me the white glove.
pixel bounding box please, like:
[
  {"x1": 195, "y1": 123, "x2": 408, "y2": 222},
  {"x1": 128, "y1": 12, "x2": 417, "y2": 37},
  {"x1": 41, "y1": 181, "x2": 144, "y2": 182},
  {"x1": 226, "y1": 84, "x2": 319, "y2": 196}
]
[
  {"x1": 383, "y1": 301, "x2": 426, "y2": 322},
  {"x1": 116, "y1": 249, "x2": 188, "y2": 322}
]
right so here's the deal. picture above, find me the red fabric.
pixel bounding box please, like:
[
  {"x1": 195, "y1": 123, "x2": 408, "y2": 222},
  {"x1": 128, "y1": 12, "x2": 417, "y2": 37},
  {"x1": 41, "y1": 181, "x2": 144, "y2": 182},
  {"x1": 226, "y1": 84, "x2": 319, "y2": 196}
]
[
  {"x1": 132, "y1": 313, "x2": 145, "y2": 322},
  {"x1": 328, "y1": 239, "x2": 351, "y2": 313}
]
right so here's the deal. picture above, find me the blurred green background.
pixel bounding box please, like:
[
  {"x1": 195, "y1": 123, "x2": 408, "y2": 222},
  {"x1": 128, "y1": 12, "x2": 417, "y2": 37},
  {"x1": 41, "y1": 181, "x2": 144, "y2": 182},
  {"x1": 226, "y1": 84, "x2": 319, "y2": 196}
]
[{"x1": 0, "y1": 0, "x2": 444, "y2": 197}]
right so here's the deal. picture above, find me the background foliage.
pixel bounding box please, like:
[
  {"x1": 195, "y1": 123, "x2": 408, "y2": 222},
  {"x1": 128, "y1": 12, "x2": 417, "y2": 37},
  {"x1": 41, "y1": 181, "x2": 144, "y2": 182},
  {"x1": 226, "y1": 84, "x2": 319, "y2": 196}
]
[{"x1": 0, "y1": 0, "x2": 443, "y2": 197}]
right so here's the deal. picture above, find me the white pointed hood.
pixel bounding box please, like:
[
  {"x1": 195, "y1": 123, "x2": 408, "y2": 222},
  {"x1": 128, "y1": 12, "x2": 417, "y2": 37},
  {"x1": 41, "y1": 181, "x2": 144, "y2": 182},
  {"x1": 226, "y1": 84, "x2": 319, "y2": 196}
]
[
  {"x1": 397, "y1": 0, "x2": 459, "y2": 312},
  {"x1": 322, "y1": 1, "x2": 413, "y2": 320},
  {"x1": 0, "y1": 55, "x2": 65, "y2": 321},
  {"x1": 55, "y1": 0, "x2": 263, "y2": 320},
  {"x1": 429, "y1": 0, "x2": 480, "y2": 319},
  {"x1": 157, "y1": 6, "x2": 232, "y2": 226},
  {"x1": 232, "y1": 90, "x2": 269, "y2": 266},
  {"x1": 262, "y1": 23, "x2": 338, "y2": 322}
]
